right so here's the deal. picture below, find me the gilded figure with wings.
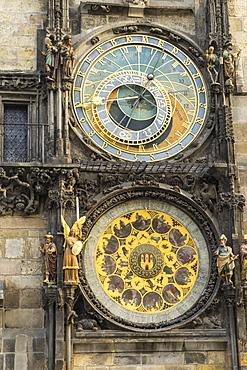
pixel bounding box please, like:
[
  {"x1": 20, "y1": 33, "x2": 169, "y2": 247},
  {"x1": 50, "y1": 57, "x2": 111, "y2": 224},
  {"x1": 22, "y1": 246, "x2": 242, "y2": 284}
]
[{"x1": 61, "y1": 215, "x2": 86, "y2": 283}]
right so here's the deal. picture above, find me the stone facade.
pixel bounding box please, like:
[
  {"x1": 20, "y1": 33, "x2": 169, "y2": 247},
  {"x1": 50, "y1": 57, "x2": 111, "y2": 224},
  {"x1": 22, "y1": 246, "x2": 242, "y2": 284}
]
[
  {"x1": 0, "y1": 0, "x2": 246, "y2": 369},
  {"x1": 0, "y1": 216, "x2": 46, "y2": 369},
  {"x1": 0, "y1": 0, "x2": 46, "y2": 72}
]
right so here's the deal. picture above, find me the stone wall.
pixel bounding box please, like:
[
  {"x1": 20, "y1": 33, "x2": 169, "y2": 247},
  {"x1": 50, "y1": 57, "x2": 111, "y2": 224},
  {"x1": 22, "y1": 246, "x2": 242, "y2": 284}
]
[
  {"x1": 0, "y1": 216, "x2": 47, "y2": 369},
  {"x1": 73, "y1": 331, "x2": 229, "y2": 370},
  {"x1": 0, "y1": 0, "x2": 46, "y2": 71}
]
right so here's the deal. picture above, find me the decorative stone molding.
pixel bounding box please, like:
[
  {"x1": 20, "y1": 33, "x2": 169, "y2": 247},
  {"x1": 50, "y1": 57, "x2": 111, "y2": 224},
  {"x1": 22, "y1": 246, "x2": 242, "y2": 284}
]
[{"x1": 0, "y1": 73, "x2": 41, "y2": 91}]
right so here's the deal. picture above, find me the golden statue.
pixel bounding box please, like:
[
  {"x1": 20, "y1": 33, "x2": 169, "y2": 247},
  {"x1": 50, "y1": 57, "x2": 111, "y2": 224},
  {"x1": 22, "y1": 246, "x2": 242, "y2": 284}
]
[{"x1": 61, "y1": 215, "x2": 87, "y2": 283}]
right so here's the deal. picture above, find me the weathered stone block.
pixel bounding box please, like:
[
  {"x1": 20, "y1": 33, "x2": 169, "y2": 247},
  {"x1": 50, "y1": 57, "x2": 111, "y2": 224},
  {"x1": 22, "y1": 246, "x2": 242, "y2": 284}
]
[
  {"x1": 142, "y1": 353, "x2": 184, "y2": 365},
  {"x1": 5, "y1": 353, "x2": 15, "y2": 370},
  {"x1": 78, "y1": 342, "x2": 115, "y2": 353},
  {"x1": 5, "y1": 276, "x2": 42, "y2": 290},
  {"x1": 240, "y1": 352, "x2": 247, "y2": 366},
  {"x1": 21, "y1": 260, "x2": 42, "y2": 275},
  {"x1": 55, "y1": 339, "x2": 65, "y2": 359},
  {"x1": 114, "y1": 342, "x2": 139, "y2": 353},
  {"x1": 15, "y1": 334, "x2": 28, "y2": 352},
  {"x1": 73, "y1": 353, "x2": 113, "y2": 367},
  {"x1": 28, "y1": 238, "x2": 44, "y2": 258},
  {"x1": 207, "y1": 351, "x2": 226, "y2": 365},
  {"x1": 3, "y1": 338, "x2": 15, "y2": 353},
  {"x1": 80, "y1": 16, "x2": 108, "y2": 30},
  {"x1": 184, "y1": 340, "x2": 226, "y2": 351},
  {"x1": 33, "y1": 337, "x2": 45, "y2": 353},
  {"x1": 14, "y1": 353, "x2": 28, "y2": 370},
  {"x1": 197, "y1": 366, "x2": 226, "y2": 370},
  {"x1": 0, "y1": 259, "x2": 21, "y2": 275},
  {"x1": 185, "y1": 352, "x2": 206, "y2": 364},
  {"x1": 5, "y1": 291, "x2": 20, "y2": 309},
  {"x1": 28, "y1": 352, "x2": 45, "y2": 370},
  {"x1": 5, "y1": 237, "x2": 25, "y2": 258},
  {"x1": 113, "y1": 354, "x2": 141, "y2": 365},
  {"x1": 108, "y1": 367, "x2": 136, "y2": 370},
  {"x1": 163, "y1": 366, "x2": 197, "y2": 370},
  {"x1": 55, "y1": 359, "x2": 65, "y2": 370},
  {"x1": 5, "y1": 308, "x2": 44, "y2": 328}
]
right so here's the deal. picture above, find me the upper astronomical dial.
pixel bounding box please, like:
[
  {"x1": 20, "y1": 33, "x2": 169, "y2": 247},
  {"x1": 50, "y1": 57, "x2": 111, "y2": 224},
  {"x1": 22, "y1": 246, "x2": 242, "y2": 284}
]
[{"x1": 73, "y1": 34, "x2": 208, "y2": 161}]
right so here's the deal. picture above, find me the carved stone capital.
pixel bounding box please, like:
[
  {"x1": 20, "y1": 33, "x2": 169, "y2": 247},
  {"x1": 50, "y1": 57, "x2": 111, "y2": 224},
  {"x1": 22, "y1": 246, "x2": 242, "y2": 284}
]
[{"x1": 223, "y1": 285, "x2": 236, "y2": 307}]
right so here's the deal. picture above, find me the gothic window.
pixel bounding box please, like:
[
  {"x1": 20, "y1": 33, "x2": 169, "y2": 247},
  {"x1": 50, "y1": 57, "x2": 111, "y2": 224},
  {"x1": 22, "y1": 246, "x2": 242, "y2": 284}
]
[{"x1": 3, "y1": 104, "x2": 28, "y2": 162}]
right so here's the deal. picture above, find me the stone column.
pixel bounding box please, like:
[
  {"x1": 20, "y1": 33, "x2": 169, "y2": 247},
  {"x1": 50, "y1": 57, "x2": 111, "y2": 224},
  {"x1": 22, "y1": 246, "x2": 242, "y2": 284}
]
[
  {"x1": 64, "y1": 284, "x2": 78, "y2": 370},
  {"x1": 223, "y1": 285, "x2": 239, "y2": 370}
]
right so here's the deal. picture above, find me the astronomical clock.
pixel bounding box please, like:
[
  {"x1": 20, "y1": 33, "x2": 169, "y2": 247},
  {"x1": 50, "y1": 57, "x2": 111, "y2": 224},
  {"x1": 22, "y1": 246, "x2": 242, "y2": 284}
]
[
  {"x1": 71, "y1": 25, "x2": 218, "y2": 332},
  {"x1": 72, "y1": 32, "x2": 209, "y2": 162}
]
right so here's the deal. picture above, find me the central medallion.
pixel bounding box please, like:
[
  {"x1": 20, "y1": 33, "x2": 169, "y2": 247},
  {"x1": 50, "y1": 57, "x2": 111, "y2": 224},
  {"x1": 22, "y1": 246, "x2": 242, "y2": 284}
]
[
  {"x1": 94, "y1": 209, "x2": 199, "y2": 314},
  {"x1": 129, "y1": 244, "x2": 163, "y2": 278}
]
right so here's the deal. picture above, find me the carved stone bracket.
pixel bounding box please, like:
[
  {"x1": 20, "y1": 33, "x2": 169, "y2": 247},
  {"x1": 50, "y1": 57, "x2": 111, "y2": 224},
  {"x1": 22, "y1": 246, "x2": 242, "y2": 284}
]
[
  {"x1": 42, "y1": 286, "x2": 59, "y2": 310},
  {"x1": 218, "y1": 192, "x2": 245, "y2": 211},
  {"x1": 64, "y1": 284, "x2": 77, "y2": 325}
]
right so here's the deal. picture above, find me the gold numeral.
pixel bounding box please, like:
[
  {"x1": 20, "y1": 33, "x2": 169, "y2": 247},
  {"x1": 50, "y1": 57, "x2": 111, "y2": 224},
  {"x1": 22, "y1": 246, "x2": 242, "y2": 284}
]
[
  {"x1": 126, "y1": 35, "x2": 132, "y2": 42},
  {"x1": 193, "y1": 73, "x2": 200, "y2": 78},
  {"x1": 175, "y1": 131, "x2": 182, "y2": 137},
  {"x1": 88, "y1": 131, "x2": 95, "y2": 137},
  {"x1": 142, "y1": 35, "x2": 148, "y2": 43},
  {"x1": 139, "y1": 145, "x2": 145, "y2": 152},
  {"x1": 90, "y1": 67, "x2": 99, "y2": 75},
  {"x1": 198, "y1": 87, "x2": 205, "y2": 93},
  {"x1": 74, "y1": 87, "x2": 81, "y2": 91},
  {"x1": 182, "y1": 121, "x2": 190, "y2": 129},
  {"x1": 158, "y1": 40, "x2": 165, "y2": 48},
  {"x1": 77, "y1": 71, "x2": 85, "y2": 77},
  {"x1": 172, "y1": 47, "x2": 178, "y2": 54},
  {"x1": 102, "y1": 142, "x2": 108, "y2": 149},
  {"x1": 199, "y1": 103, "x2": 206, "y2": 108},
  {"x1": 116, "y1": 149, "x2": 122, "y2": 156},
  {"x1": 150, "y1": 153, "x2": 155, "y2": 161},
  {"x1": 99, "y1": 59, "x2": 106, "y2": 65},
  {"x1": 195, "y1": 117, "x2": 203, "y2": 124},
  {"x1": 153, "y1": 143, "x2": 159, "y2": 150},
  {"x1": 97, "y1": 47, "x2": 104, "y2": 54},
  {"x1": 111, "y1": 39, "x2": 117, "y2": 46},
  {"x1": 172, "y1": 61, "x2": 179, "y2": 69},
  {"x1": 79, "y1": 118, "x2": 86, "y2": 123},
  {"x1": 184, "y1": 59, "x2": 191, "y2": 66}
]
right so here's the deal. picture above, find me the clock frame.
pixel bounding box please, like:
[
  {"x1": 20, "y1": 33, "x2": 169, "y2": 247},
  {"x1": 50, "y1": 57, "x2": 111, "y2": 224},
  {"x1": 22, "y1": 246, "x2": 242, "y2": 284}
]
[
  {"x1": 80, "y1": 187, "x2": 219, "y2": 332},
  {"x1": 72, "y1": 31, "x2": 209, "y2": 162}
]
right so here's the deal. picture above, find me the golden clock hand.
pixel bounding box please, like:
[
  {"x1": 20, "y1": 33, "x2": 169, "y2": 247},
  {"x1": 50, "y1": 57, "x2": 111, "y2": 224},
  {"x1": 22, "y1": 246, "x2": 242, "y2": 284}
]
[{"x1": 122, "y1": 84, "x2": 157, "y2": 108}]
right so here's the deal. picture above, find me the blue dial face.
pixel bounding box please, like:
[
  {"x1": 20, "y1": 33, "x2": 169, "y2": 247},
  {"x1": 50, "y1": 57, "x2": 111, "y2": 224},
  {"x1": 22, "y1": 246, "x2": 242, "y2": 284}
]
[{"x1": 73, "y1": 34, "x2": 208, "y2": 162}]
